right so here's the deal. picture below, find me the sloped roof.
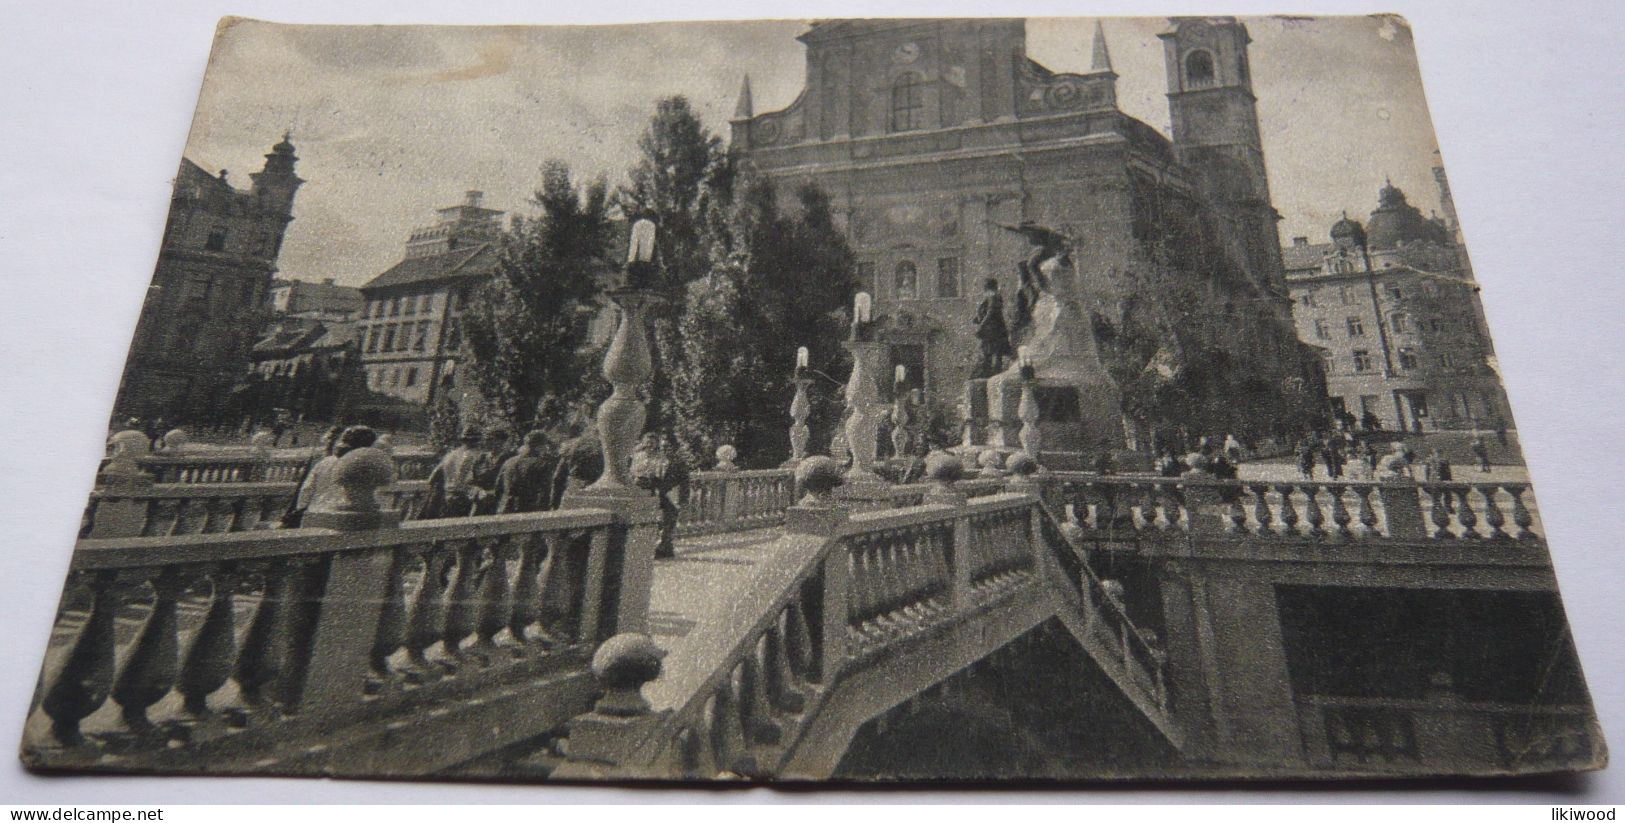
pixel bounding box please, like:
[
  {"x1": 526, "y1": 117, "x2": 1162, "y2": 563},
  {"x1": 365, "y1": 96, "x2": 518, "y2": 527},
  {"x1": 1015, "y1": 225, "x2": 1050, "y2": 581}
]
[
  {"x1": 176, "y1": 157, "x2": 241, "y2": 198},
  {"x1": 1281, "y1": 241, "x2": 1332, "y2": 272},
  {"x1": 360, "y1": 243, "x2": 497, "y2": 293}
]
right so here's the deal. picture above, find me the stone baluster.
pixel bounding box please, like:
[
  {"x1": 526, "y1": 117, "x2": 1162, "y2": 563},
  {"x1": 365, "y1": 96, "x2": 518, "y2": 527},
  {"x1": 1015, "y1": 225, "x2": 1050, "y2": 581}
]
[
  {"x1": 1505, "y1": 484, "x2": 1536, "y2": 539},
  {"x1": 1479, "y1": 485, "x2": 1509, "y2": 540},
  {"x1": 764, "y1": 609, "x2": 807, "y2": 713},
  {"x1": 1017, "y1": 379, "x2": 1042, "y2": 461},
  {"x1": 472, "y1": 539, "x2": 517, "y2": 658},
  {"x1": 1249, "y1": 483, "x2": 1274, "y2": 534},
  {"x1": 1302, "y1": 484, "x2": 1326, "y2": 538},
  {"x1": 178, "y1": 565, "x2": 240, "y2": 718},
  {"x1": 1353, "y1": 485, "x2": 1379, "y2": 537},
  {"x1": 1275, "y1": 484, "x2": 1300, "y2": 535},
  {"x1": 366, "y1": 549, "x2": 411, "y2": 687},
  {"x1": 231, "y1": 559, "x2": 308, "y2": 714},
  {"x1": 109, "y1": 568, "x2": 185, "y2": 734},
  {"x1": 1428, "y1": 487, "x2": 1455, "y2": 538},
  {"x1": 1455, "y1": 487, "x2": 1480, "y2": 539},
  {"x1": 403, "y1": 550, "x2": 450, "y2": 676},
  {"x1": 738, "y1": 640, "x2": 783, "y2": 744},
  {"x1": 40, "y1": 571, "x2": 121, "y2": 745},
  {"x1": 788, "y1": 376, "x2": 812, "y2": 466},
  {"x1": 437, "y1": 541, "x2": 482, "y2": 665},
  {"x1": 588, "y1": 287, "x2": 658, "y2": 492},
  {"x1": 1329, "y1": 486, "x2": 1354, "y2": 539},
  {"x1": 508, "y1": 534, "x2": 544, "y2": 643}
]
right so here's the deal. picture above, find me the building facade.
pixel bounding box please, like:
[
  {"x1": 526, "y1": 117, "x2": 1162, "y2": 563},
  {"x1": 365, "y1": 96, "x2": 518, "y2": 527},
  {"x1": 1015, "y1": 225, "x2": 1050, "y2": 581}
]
[
  {"x1": 114, "y1": 136, "x2": 303, "y2": 422},
  {"x1": 356, "y1": 191, "x2": 502, "y2": 405},
  {"x1": 733, "y1": 18, "x2": 1321, "y2": 458},
  {"x1": 1283, "y1": 180, "x2": 1506, "y2": 433},
  {"x1": 268, "y1": 277, "x2": 364, "y2": 322}
]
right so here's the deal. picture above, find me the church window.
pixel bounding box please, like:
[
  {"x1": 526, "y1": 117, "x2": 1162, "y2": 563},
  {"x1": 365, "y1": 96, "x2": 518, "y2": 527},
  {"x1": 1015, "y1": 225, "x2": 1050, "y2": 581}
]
[
  {"x1": 1184, "y1": 50, "x2": 1216, "y2": 89},
  {"x1": 1346, "y1": 316, "x2": 1365, "y2": 337},
  {"x1": 1398, "y1": 348, "x2": 1419, "y2": 370},
  {"x1": 1352, "y1": 349, "x2": 1373, "y2": 372},
  {"x1": 891, "y1": 72, "x2": 925, "y2": 132},
  {"x1": 893, "y1": 260, "x2": 919, "y2": 300},
  {"x1": 935, "y1": 257, "x2": 960, "y2": 298},
  {"x1": 205, "y1": 226, "x2": 228, "y2": 251}
]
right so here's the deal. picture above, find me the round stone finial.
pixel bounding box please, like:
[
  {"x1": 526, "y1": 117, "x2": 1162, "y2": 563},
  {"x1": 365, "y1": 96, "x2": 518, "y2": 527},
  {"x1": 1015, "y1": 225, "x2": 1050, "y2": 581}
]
[
  {"x1": 1006, "y1": 452, "x2": 1039, "y2": 477},
  {"x1": 249, "y1": 431, "x2": 276, "y2": 452},
  {"x1": 795, "y1": 455, "x2": 845, "y2": 505},
  {"x1": 373, "y1": 434, "x2": 396, "y2": 455},
  {"x1": 925, "y1": 452, "x2": 965, "y2": 485},
  {"x1": 160, "y1": 429, "x2": 190, "y2": 453},
  {"x1": 107, "y1": 429, "x2": 149, "y2": 459},
  {"x1": 714, "y1": 444, "x2": 739, "y2": 471},
  {"x1": 327, "y1": 447, "x2": 394, "y2": 513},
  {"x1": 977, "y1": 449, "x2": 1006, "y2": 477},
  {"x1": 590, "y1": 633, "x2": 666, "y2": 717}
]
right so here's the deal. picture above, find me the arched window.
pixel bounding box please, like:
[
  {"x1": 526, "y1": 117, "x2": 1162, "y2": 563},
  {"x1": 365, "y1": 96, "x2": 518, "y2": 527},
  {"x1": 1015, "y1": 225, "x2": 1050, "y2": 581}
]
[
  {"x1": 893, "y1": 260, "x2": 918, "y2": 300},
  {"x1": 891, "y1": 73, "x2": 924, "y2": 132},
  {"x1": 1184, "y1": 50, "x2": 1216, "y2": 89}
]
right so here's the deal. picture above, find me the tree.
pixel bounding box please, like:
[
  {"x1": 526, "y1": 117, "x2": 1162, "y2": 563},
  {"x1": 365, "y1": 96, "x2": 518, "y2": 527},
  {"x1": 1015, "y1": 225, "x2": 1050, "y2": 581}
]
[
  {"x1": 617, "y1": 96, "x2": 731, "y2": 432},
  {"x1": 460, "y1": 161, "x2": 614, "y2": 439},
  {"x1": 668, "y1": 174, "x2": 858, "y2": 467}
]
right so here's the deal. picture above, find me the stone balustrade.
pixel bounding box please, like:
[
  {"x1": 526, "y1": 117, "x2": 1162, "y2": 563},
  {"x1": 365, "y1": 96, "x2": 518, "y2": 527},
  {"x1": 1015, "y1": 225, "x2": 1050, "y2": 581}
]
[
  {"x1": 573, "y1": 486, "x2": 1168, "y2": 779},
  {"x1": 675, "y1": 469, "x2": 798, "y2": 537},
  {"x1": 105, "y1": 450, "x2": 439, "y2": 485},
  {"x1": 1295, "y1": 694, "x2": 1597, "y2": 772},
  {"x1": 81, "y1": 481, "x2": 433, "y2": 539},
  {"x1": 25, "y1": 508, "x2": 628, "y2": 768},
  {"x1": 1044, "y1": 474, "x2": 1542, "y2": 542}
]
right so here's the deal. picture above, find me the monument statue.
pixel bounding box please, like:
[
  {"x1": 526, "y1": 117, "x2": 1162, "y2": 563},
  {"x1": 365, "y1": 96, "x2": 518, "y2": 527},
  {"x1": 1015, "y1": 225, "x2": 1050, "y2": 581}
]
[
  {"x1": 999, "y1": 221, "x2": 1073, "y2": 339},
  {"x1": 971, "y1": 278, "x2": 1014, "y2": 378}
]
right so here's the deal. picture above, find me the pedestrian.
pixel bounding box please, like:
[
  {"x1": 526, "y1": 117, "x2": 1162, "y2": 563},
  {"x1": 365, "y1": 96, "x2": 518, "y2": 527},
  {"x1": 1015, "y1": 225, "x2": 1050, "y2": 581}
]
[
  {"x1": 1223, "y1": 433, "x2": 1243, "y2": 464},
  {"x1": 1297, "y1": 435, "x2": 1318, "y2": 480},
  {"x1": 1494, "y1": 418, "x2": 1509, "y2": 449},
  {"x1": 494, "y1": 430, "x2": 554, "y2": 514},
  {"x1": 284, "y1": 425, "x2": 345, "y2": 526},
  {"x1": 1322, "y1": 438, "x2": 1346, "y2": 480},
  {"x1": 549, "y1": 425, "x2": 603, "y2": 509},
  {"x1": 632, "y1": 433, "x2": 690, "y2": 559},
  {"x1": 422, "y1": 428, "x2": 486, "y2": 519},
  {"x1": 304, "y1": 426, "x2": 378, "y2": 515},
  {"x1": 470, "y1": 428, "x2": 511, "y2": 516},
  {"x1": 1379, "y1": 442, "x2": 1411, "y2": 480},
  {"x1": 1472, "y1": 436, "x2": 1491, "y2": 473}
]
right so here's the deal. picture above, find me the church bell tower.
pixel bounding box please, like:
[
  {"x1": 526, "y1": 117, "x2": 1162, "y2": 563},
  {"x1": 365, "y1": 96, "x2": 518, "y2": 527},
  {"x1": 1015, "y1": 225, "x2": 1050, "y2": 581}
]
[{"x1": 1159, "y1": 17, "x2": 1285, "y2": 294}]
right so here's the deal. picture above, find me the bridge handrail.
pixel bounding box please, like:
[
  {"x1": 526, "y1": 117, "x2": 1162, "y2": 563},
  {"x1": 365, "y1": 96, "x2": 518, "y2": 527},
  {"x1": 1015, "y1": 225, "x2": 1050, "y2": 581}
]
[
  {"x1": 676, "y1": 468, "x2": 797, "y2": 537},
  {"x1": 1038, "y1": 472, "x2": 1540, "y2": 541},
  {"x1": 82, "y1": 480, "x2": 432, "y2": 539},
  {"x1": 27, "y1": 506, "x2": 625, "y2": 768}
]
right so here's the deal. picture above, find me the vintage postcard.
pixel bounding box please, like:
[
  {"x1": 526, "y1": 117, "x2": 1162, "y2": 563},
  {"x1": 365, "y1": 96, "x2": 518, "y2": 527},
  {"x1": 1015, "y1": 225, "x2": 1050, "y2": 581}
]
[{"x1": 20, "y1": 15, "x2": 1605, "y2": 783}]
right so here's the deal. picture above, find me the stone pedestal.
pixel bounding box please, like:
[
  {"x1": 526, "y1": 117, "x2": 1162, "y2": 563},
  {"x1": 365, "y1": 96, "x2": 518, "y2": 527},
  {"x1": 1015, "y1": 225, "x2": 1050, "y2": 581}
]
[
  {"x1": 560, "y1": 486, "x2": 661, "y2": 636},
  {"x1": 89, "y1": 468, "x2": 154, "y2": 539}
]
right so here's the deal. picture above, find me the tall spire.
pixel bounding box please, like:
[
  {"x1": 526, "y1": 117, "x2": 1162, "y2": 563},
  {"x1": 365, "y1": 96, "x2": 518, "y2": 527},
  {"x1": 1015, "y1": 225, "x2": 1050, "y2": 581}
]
[
  {"x1": 1090, "y1": 20, "x2": 1114, "y2": 73},
  {"x1": 733, "y1": 75, "x2": 754, "y2": 120}
]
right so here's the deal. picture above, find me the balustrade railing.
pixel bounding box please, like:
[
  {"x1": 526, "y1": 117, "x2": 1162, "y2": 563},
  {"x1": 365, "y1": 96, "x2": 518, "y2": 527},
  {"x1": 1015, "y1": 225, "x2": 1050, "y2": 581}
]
[
  {"x1": 640, "y1": 491, "x2": 1166, "y2": 778},
  {"x1": 675, "y1": 469, "x2": 797, "y2": 537},
  {"x1": 1297, "y1": 695, "x2": 1597, "y2": 771},
  {"x1": 108, "y1": 450, "x2": 439, "y2": 485},
  {"x1": 1044, "y1": 474, "x2": 1541, "y2": 542},
  {"x1": 81, "y1": 481, "x2": 433, "y2": 539},
  {"x1": 26, "y1": 509, "x2": 622, "y2": 766}
]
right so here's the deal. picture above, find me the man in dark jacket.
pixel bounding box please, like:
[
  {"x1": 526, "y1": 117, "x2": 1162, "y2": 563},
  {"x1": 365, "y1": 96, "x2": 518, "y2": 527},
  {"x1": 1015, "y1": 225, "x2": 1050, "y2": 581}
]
[
  {"x1": 550, "y1": 427, "x2": 604, "y2": 509},
  {"x1": 495, "y1": 430, "x2": 555, "y2": 513},
  {"x1": 972, "y1": 278, "x2": 1014, "y2": 378},
  {"x1": 632, "y1": 433, "x2": 690, "y2": 559}
]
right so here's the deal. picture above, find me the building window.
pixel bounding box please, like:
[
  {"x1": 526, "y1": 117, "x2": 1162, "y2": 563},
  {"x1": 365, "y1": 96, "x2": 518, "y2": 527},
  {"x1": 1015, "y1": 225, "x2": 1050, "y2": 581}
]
[
  {"x1": 388, "y1": 297, "x2": 400, "y2": 316},
  {"x1": 1346, "y1": 316, "x2": 1365, "y2": 337},
  {"x1": 1391, "y1": 313, "x2": 1409, "y2": 333},
  {"x1": 1398, "y1": 347, "x2": 1419, "y2": 370},
  {"x1": 1299, "y1": 289, "x2": 1317, "y2": 308},
  {"x1": 1184, "y1": 50, "x2": 1216, "y2": 89},
  {"x1": 1313, "y1": 319, "x2": 1330, "y2": 340},
  {"x1": 1352, "y1": 349, "x2": 1373, "y2": 372},
  {"x1": 365, "y1": 327, "x2": 380, "y2": 353},
  {"x1": 891, "y1": 72, "x2": 925, "y2": 132},
  {"x1": 1439, "y1": 351, "x2": 1457, "y2": 368},
  {"x1": 413, "y1": 321, "x2": 429, "y2": 352},
  {"x1": 421, "y1": 293, "x2": 435, "y2": 313},
  {"x1": 1424, "y1": 317, "x2": 1445, "y2": 333},
  {"x1": 1340, "y1": 286, "x2": 1355, "y2": 304},
  {"x1": 1386, "y1": 285, "x2": 1403, "y2": 300},
  {"x1": 389, "y1": 368, "x2": 401, "y2": 387},
  {"x1": 893, "y1": 260, "x2": 919, "y2": 300},
  {"x1": 404, "y1": 367, "x2": 418, "y2": 387},
  {"x1": 935, "y1": 257, "x2": 960, "y2": 298},
  {"x1": 205, "y1": 226, "x2": 228, "y2": 251},
  {"x1": 382, "y1": 325, "x2": 397, "y2": 352},
  {"x1": 445, "y1": 318, "x2": 463, "y2": 351},
  {"x1": 856, "y1": 262, "x2": 876, "y2": 293},
  {"x1": 403, "y1": 295, "x2": 417, "y2": 316}
]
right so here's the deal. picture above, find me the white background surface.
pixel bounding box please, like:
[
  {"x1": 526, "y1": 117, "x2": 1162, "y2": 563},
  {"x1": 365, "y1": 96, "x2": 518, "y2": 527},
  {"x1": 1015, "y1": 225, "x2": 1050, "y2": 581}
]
[{"x1": 0, "y1": 0, "x2": 1620, "y2": 805}]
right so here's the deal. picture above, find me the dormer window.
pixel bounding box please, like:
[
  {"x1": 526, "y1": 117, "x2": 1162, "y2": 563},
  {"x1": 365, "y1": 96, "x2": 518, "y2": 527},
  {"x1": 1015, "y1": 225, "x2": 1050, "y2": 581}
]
[
  {"x1": 891, "y1": 72, "x2": 925, "y2": 132},
  {"x1": 1184, "y1": 50, "x2": 1216, "y2": 89}
]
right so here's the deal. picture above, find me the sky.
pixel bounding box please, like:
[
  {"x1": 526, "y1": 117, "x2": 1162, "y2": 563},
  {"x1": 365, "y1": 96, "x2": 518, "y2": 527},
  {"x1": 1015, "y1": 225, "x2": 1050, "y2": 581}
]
[{"x1": 183, "y1": 15, "x2": 1445, "y2": 287}]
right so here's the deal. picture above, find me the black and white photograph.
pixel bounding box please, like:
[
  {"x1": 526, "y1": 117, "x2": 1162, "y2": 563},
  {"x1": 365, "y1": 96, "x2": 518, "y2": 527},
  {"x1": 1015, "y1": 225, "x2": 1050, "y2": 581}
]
[{"x1": 5, "y1": 4, "x2": 1619, "y2": 798}]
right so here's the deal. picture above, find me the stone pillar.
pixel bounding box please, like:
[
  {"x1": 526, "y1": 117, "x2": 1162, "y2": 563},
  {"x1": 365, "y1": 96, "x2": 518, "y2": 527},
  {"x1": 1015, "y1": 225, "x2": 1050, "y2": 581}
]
[
  {"x1": 302, "y1": 448, "x2": 403, "y2": 531},
  {"x1": 837, "y1": 339, "x2": 894, "y2": 511},
  {"x1": 785, "y1": 377, "x2": 812, "y2": 467},
  {"x1": 1377, "y1": 480, "x2": 1428, "y2": 539},
  {"x1": 1017, "y1": 379, "x2": 1042, "y2": 461},
  {"x1": 554, "y1": 633, "x2": 668, "y2": 778}
]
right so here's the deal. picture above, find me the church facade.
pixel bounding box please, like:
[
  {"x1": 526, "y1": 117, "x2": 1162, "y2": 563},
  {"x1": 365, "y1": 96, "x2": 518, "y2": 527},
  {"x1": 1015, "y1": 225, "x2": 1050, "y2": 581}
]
[
  {"x1": 733, "y1": 18, "x2": 1322, "y2": 460},
  {"x1": 114, "y1": 137, "x2": 303, "y2": 424}
]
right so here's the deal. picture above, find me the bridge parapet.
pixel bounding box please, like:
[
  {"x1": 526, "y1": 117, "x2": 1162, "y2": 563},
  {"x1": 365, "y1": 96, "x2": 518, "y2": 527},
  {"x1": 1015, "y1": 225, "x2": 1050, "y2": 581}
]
[
  {"x1": 560, "y1": 488, "x2": 1173, "y2": 779},
  {"x1": 676, "y1": 469, "x2": 798, "y2": 537},
  {"x1": 1041, "y1": 473, "x2": 1541, "y2": 544},
  {"x1": 81, "y1": 480, "x2": 431, "y2": 539},
  {"x1": 25, "y1": 506, "x2": 634, "y2": 776}
]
